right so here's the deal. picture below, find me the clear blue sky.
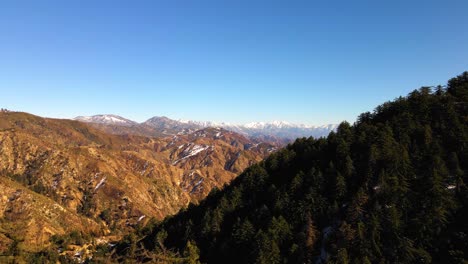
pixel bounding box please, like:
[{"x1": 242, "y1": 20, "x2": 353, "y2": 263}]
[{"x1": 0, "y1": 0, "x2": 467, "y2": 125}]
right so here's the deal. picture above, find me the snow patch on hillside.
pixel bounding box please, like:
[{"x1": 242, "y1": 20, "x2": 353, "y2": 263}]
[
  {"x1": 173, "y1": 144, "x2": 211, "y2": 165},
  {"x1": 94, "y1": 177, "x2": 106, "y2": 192}
]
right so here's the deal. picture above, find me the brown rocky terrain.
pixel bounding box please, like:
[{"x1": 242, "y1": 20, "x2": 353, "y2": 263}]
[{"x1": 0, "y1": 111, "x2": 276, "y2": 254}]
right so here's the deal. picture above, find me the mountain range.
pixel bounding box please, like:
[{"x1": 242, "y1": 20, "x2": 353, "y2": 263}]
[
  {"x1": 74, "y1": 115, "x2": 338, "y2": 141},
  {"x1": 0, "y1": 112, "x2": 277, "y2": 256}
]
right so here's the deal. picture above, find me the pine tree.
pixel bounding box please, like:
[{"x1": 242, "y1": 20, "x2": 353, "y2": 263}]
[{"x1": 184, "y1": 240, "x2": 201, "y2": 264}]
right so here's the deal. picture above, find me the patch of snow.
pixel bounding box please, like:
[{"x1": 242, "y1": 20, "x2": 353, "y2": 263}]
[
  {"x1": 74, "y1": 114, "x2": 136, "y2": 126},
  {"x1": 447, "y1": 185, "x2": 456, "y2": 190},
  {"x1": 251, "y1": 143, "x2": 260, "y2": 148},
  {"x1": 137, "y1": 215, "x2": 146, "y2": 222},
  {"x1": 52, "y1": 179, "x2": 60, "y2": 189},
  {"x1": 193, "y1": 179, "x2": 203, "y2": 187},
  {"x1": 190, "y1": 178, "x2": 204, "y2": 194},
  {"x1": 173, "y1": 144, "x2": 211, "y2": 165},
  {"x1": 267, "y1": 147, "x2": 277, "y2": 153},
  {"x1": 94, "y1": 177, "x2": 106, "y2": 191}
]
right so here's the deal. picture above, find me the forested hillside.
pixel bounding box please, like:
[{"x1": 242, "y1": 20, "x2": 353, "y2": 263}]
[{"x1": 114, "y1": 73, "x2": 467, "y2": 263}]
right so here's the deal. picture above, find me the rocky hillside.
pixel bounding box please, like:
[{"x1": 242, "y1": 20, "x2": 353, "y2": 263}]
[{"x1": 0, "y1": 112, "x2": 275, "y2": 254}]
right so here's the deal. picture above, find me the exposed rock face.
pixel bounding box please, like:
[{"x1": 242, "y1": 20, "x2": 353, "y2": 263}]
[{"x1": 0, "y1": 112, "x2": 276, "y2": 251}]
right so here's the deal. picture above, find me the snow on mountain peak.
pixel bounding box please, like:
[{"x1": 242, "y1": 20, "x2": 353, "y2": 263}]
[
  {"x1": 75, "y1": 114, "x2": 337, "y2": 140},
  {"x1": 245, "y1": 121, "x2": 295, "y2": 129},
  {"x1": 74, "y1": 114, "x2": 136, "y2": 126}
]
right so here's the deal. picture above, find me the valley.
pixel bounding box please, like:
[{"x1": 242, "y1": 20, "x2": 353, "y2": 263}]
[{"x1": 0, "y1": 112, "x2": 280, "y2": 256}]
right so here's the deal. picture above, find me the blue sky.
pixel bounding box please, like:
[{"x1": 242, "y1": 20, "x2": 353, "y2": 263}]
[{"x1": 0, "y1": 0, "x2": 467, "y2": 125}]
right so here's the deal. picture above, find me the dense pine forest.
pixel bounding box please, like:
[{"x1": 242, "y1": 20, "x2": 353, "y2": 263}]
[{"x1": 111, "y1": 73, "x2": 467, "y2": 263}]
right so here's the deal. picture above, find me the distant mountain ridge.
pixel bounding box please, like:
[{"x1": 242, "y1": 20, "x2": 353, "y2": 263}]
[
  {"x1": 74, "y1": 114, "x2": 137, "y2": 126},
  {"x1": 74, "y1": 115, "x2": 337, "y2": 140}
]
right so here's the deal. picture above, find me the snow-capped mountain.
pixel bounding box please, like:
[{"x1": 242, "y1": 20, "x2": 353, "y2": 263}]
[
  {"x1": 74, "y1": 114, "x2": 337, "y2": 140},
  {"x1": 74, "y1": 114, "x2": 137, "y2": 126},
  {"x1": 244, "y1": 121, "x2": 294, "y2": 129},
  {"x1": 143, "y1": 116, "x2": 337, "y2": 140},
  {"x1": 223, "y1": 121, "x2": 338, "y2": 140},
  {"x1": 143, "y1": 116, "x2": 203, "y2": 135}
]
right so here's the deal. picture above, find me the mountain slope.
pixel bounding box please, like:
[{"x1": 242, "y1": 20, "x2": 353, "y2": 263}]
[
  {"x1": 0, "y1": 112, "x2": 273, "y2": 257},
  {"x1": 112, "y1": 73, "x2": 467, "y2": 263}
]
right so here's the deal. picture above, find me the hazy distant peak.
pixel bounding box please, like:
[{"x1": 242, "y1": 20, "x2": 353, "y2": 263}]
[
  {"x1": 144, "y1": 116, "x2": 337, "y2": 140},
  {"x1": 74, "y1": 114, "x2": 137, "y2": 126},
  {"x1": 244, "y1": 121, "x2": 294, "y2": 129}
]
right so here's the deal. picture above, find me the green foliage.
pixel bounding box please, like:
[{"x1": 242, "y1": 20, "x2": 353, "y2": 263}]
[
  {"x1": 27, "y1": 250, "x2": 61, "y2": 264},
  {"x1": 255, "y1": 230, "x2": 281, "y2": 264},
  {"x1": 99, "y1": 208, "x2": 112, "y2": 224},
  {"x1": 77, "y1": 186, "x2": 97, "y2": 217},
  {"x1": 184, "y1": 240, "x2": 201, "y2": 264},
  {"x1": 114, "y1": 72, "x2": 468, "y2": 263},
  {"x1": 50, "y1": 230, "x2": 89, "y2": 248},
  {"x1": 7, "y1": 238, "x2": 20, "y2": 257}
]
